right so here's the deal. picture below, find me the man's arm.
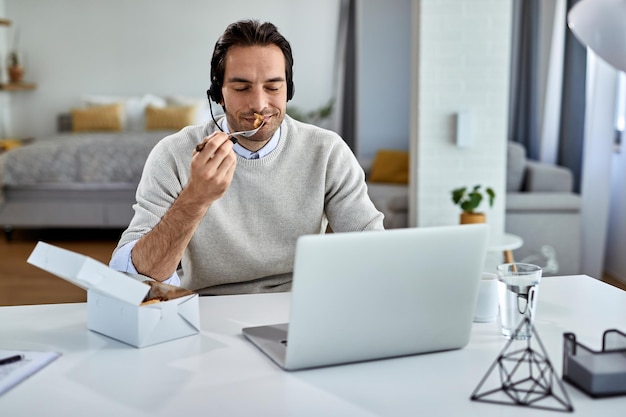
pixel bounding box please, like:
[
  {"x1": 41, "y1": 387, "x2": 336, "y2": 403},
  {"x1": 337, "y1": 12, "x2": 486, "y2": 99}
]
[
  {"x1": 131, "y1": 132, "x2": 237, "y2": 281},
  {"x1": 324, "y1": 139, "x2": 384, "y2": 232},
  {"x1": 109, "y1": 240, "x2": 180, "y2": 285}
]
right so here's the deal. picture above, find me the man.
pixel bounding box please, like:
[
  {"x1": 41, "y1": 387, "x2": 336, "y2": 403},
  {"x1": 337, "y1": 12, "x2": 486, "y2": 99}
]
[{"x1": 110, "y1": 20, "x2": 384, "y2": 294}]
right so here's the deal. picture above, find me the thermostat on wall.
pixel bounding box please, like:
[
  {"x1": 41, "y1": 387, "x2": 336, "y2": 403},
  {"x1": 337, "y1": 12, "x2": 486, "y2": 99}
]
[{"x1": 456, "y1": 112, "x2": 472, "y2": 148}]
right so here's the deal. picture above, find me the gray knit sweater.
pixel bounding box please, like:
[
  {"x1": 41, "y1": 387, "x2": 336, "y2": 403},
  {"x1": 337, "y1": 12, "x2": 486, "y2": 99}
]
[{"x1": 115, "y1": 116, "x2": 384, "y2": 294}]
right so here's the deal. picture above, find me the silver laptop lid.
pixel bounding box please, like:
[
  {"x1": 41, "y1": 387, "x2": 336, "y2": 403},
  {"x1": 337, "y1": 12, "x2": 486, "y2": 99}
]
[{"x1": 284, "y1": 224, "x2": 489, "y2": 370}]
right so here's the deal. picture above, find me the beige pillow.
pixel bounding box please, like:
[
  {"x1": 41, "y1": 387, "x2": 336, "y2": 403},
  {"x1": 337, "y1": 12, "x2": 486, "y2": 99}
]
[
  {"x1": 368, "y1": 149, "x2": 409, "y2": 184},
  {"x1": 145, "y1": 105, "x2": 196, "y2": 131},
  {"x1": 71, "y1": 103, "x2": 123, "y2": 132}
]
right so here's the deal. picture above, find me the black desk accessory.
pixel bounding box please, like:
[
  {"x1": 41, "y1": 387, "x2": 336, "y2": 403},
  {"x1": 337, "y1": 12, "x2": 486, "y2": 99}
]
[{"x1": 471, "y1": 318, "x2": 574, "y2": 412}]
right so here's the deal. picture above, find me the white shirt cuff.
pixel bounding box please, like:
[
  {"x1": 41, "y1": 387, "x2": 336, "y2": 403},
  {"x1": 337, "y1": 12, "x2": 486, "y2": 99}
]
[{"x1": 109, "y1": 240, "x2": 181, "y2": 286}]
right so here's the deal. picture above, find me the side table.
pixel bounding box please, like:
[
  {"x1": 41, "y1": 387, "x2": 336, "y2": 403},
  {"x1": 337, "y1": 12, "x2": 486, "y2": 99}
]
[
  {"x1": 484, "y1": 233, "x2": 524, "y2": 272},
  {"x1": 488, "y1": 233, "x2": 524, "y2": 263}
]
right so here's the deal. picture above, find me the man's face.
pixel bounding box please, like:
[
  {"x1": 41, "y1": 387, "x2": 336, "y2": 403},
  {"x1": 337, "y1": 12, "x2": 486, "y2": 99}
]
[{"x1": 221, "y1": 44, "x2": 288, "y2": 148}]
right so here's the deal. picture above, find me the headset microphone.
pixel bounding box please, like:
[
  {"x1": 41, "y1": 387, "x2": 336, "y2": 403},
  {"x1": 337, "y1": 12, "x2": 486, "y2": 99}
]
[{"x1": 206, "y1": 88, "x2": 224, "y2": 132}]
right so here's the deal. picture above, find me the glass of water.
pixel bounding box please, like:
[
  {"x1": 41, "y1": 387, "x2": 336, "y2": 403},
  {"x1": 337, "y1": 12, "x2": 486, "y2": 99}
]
[{"x1": 496, "y1": 263, "x2": 542, "y2": 339}]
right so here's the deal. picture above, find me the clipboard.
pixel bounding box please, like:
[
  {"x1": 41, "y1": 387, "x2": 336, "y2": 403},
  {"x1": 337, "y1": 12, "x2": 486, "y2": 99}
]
[{"x1": 0, "y1": 350, "x2": 61, "y2": 396}]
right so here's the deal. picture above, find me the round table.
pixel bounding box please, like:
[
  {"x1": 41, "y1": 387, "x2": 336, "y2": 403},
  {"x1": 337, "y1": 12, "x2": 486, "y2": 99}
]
[{"x1": 487, "y1": 233, "x2": 524, "y2": 264}]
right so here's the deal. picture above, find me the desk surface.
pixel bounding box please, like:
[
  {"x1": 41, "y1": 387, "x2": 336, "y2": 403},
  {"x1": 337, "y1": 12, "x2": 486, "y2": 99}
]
[{"x1": 1, "y1": 275, "x2": 625, "y2": 416}]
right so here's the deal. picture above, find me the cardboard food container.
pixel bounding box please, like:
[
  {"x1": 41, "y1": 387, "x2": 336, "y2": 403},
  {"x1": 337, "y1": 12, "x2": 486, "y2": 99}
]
[{"x1": 27, "y1": 241, "x2": 200, "y2": 348}]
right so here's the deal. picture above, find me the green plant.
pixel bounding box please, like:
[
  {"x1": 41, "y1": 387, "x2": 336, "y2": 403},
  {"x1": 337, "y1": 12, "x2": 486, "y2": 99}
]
[
  {"x1": 8, "y1": 26, "x2": 21, "y2": 68},
  {"x1": 451, "y1": 185, "x2": 495, "y2": 213},
  {"x1": 287, "y1": 98, "x2": 334, "y2": 124},
  {"x1": 8, "y1": 51, "x2": 20, "y2": 68}
]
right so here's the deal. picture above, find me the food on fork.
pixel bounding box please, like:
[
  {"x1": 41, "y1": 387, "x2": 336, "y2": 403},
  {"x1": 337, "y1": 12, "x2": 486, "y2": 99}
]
[
  {"x1": 253, "y1": 113, "x2": 264, "y2": 129},
  {"x1": 194, "y1": 115, "x2": 263, "y2": 154}
]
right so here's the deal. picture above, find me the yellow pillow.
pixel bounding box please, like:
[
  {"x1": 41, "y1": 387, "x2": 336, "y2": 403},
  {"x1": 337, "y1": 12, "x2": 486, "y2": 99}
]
[
  {"x1": 368, "y1": 149, "x2": 409, "y2": 184},
  {"x1": 71, "y1": 103, "x2": 123, "y2": 132},
  {"x1": 145, "y1": 105, "x2": 196, "y2": 131}
]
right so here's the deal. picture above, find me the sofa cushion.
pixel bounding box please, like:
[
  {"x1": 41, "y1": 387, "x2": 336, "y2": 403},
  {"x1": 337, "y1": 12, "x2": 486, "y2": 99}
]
[
  {"x1": 388, "y1": 194, "x2": 408, "y2": 211},
  {"x1": 145, "y1": 105, "x2": 197, "y2": 131},
  {"x1": 525, "y1": 161, "x2": 573, "y2": 192},
  {"x1": 506, "y1": 192, "x2": 581, "y2": 212},
  {"x1": 507, "y1": 142, "x2": 526, "y2": 192},
  {"x1": 368, "y1": 149, "x2": 409, "y2": 184},
  {"x1": 366, "y1": 182, "x2": 409, "y2": 228},
  {"x1": 71, "y1": 103, "x2": 123, "y2": 132}
]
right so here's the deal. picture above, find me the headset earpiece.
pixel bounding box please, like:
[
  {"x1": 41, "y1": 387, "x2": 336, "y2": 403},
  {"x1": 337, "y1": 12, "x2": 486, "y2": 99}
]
[
  {"x1": 207, "y1": 81, "x2": 221, "y2": 104},
  {"x1": 287, "y1": 81, "x2": 295, "y2": 101}
]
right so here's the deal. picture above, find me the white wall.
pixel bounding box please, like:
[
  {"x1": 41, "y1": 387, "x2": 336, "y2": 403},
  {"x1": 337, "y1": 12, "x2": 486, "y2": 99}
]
[
  {"x1": 580, "y1": 54, "x2": 619, "y2": 280},
  {"x1": 606, "y1": 142, "x2": 626, "y2": 283},
  {"x1": 3, "y1": 0, "x2": 339, "y2": 138},
  {"x1": 605, "y1": 74, "x2": 626, "y2": 284},
  {"x1": 410, "y1": 0, "x2": 512, "y2": 236}
]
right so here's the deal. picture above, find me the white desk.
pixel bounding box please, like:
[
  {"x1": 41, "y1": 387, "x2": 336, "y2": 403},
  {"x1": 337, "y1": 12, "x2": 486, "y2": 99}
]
[{"x1": 1, "y1": 275, "x2": 625, "y2": 416}]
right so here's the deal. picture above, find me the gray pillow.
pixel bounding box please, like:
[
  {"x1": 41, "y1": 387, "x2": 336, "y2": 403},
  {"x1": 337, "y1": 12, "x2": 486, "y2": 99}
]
[{"x1": 507, "y1": 142, "x2": 526, "y2": 192}]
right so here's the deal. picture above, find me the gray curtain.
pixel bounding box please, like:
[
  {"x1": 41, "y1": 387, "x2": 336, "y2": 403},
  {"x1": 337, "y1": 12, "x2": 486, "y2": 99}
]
[
  {"x1": 508, "y1": 0, "x2": 541, "y2": 160},
  {"x1": 508, "y1": 0, "x2": 586, "y2": 193},
  {"x1": 334, "y1": 0, "x2": 357, "y2": 152},
  {"x1": 558, "y1": 0, "x2": 586, "y2": 193}
]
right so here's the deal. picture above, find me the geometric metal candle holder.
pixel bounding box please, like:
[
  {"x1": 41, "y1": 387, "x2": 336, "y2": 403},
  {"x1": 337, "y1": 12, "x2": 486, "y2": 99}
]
[{"x1": 470, "y1": 318, "x2": 574, "y2": 412}]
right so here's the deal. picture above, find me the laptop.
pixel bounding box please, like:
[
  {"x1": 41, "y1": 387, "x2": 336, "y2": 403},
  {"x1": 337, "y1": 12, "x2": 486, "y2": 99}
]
[{"x1": 242, "y1": 224, "x2": 489, "y2": 371}]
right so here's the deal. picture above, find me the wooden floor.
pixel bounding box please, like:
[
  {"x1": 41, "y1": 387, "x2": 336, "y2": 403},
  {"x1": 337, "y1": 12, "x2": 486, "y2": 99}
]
[
  {"x1": 603, "y1": 272, "x2": 626, "y2": 292},
  {"x1": 0, "y1": 228, "x2": 124, "y2": 306},
  {"x1": 1, "y1": 228, "x2": 625, "y2": 306}
]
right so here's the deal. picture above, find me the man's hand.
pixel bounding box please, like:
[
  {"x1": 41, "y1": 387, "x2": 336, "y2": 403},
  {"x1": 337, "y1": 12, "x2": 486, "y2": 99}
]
[
  {"x1": 187, "y1": 131, "x2": 238, "y2": 210},
  {"x1": 131, "y1": 132, "x2": 237, "y2": 281}
]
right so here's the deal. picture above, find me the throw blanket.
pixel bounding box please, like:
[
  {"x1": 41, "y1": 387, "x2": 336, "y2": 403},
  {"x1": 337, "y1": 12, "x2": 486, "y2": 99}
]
[{"x1": 0, "y1": 131, "x2": 171, "y2": 186}]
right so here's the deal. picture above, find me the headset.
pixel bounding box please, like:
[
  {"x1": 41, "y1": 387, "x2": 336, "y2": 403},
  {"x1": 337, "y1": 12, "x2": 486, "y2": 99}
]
[
  {"x1": 206, "y1": 35, "x2": 295, "y2": 106},
  {"x1": 206, "y1": 81, "x2": 222, "y2": 106}
]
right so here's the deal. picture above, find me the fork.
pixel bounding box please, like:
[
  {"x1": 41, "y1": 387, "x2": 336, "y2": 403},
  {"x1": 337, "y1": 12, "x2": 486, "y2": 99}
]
[
  {"x1": 230, "y1": 120, "x2": 265, "y2": 138},
  {"x1": 196, "y1": 120, "x2": 265, "y2": 152}
]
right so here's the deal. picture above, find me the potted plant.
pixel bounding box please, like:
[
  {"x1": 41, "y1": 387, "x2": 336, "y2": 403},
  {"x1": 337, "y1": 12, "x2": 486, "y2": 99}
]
[
  {"x1": 287, "y1": 99, "x2": 334, "y2": 128},
  {"x1": 7, "y1": 50, "x2": 24, "y2": 83},
  {"x1": 7, "y1": 26, "x2": 24, "y2": 83},
  {"x1": 451, "y1": 184, "x2": 495, "y2": 224}
]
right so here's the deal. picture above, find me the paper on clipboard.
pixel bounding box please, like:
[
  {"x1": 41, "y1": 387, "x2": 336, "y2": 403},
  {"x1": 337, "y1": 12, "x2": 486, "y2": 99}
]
[{"x1": 0, "y1": 350, "x2": 61, "y2": 396}]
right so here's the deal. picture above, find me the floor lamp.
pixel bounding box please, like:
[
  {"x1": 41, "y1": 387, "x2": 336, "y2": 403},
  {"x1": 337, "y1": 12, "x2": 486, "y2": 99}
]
[{"x1": 568, "y1": 0, "x2": 626, "y2": 72}]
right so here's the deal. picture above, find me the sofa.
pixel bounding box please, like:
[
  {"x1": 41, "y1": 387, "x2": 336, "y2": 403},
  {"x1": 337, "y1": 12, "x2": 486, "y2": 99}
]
[
  {"x1": 363, "y1": 142, "x2": 582, "y2": 276},
  {"x1": 504, "y1": 142, "x2": 581, "y2": 275}
]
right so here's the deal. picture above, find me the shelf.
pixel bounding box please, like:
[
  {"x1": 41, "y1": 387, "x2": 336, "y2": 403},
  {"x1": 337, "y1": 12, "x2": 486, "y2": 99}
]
[
  {"x1": 0, "y1": 83, "x2": 36, "y2": 91},
  {"x1": 0, "y1": 18, "x2": 11, "y2": 26}
]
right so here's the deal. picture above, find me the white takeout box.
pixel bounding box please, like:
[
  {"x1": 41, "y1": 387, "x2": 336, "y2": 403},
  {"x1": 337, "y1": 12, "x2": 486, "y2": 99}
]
[{"x1": 27, "y1": 241, "x2": 200, "y2": 348}]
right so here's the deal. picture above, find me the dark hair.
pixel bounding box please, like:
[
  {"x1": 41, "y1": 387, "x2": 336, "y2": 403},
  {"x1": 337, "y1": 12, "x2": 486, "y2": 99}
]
[{"x1": 208, "y1": 20, "x2": 295, "y2": 103}]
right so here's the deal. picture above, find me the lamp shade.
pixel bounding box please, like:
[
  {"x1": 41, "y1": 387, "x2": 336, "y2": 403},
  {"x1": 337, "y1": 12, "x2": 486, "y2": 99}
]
[{"x1": 567, "y1": 0, "x2": 626, "y2": 72}]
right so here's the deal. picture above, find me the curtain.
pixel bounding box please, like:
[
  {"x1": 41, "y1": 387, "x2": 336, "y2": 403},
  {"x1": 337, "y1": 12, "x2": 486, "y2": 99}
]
[
  {"x1": 509, "y1": 0, "x2": 587, "y2": 193},
  {"x1": 557, "y1": 0, "x2": 586, "y2": 193},
  {"x1": 508, "y1": 0, "x2": 541, "y2": 160},
  {"x1": 332, "y1": 0, "x2": 357, "y2": 152}
]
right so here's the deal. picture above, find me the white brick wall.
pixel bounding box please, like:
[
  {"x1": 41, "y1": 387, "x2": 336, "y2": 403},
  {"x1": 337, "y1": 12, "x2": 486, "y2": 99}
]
[{"x1": 410, "y1": 0, "x2": 512, "y2": 238}]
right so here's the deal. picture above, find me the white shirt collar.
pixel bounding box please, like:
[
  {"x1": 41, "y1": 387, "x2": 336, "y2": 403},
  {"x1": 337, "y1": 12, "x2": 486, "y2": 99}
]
[{"x1": 221, "y1": 118, "x2": 281, "y2": 160}]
